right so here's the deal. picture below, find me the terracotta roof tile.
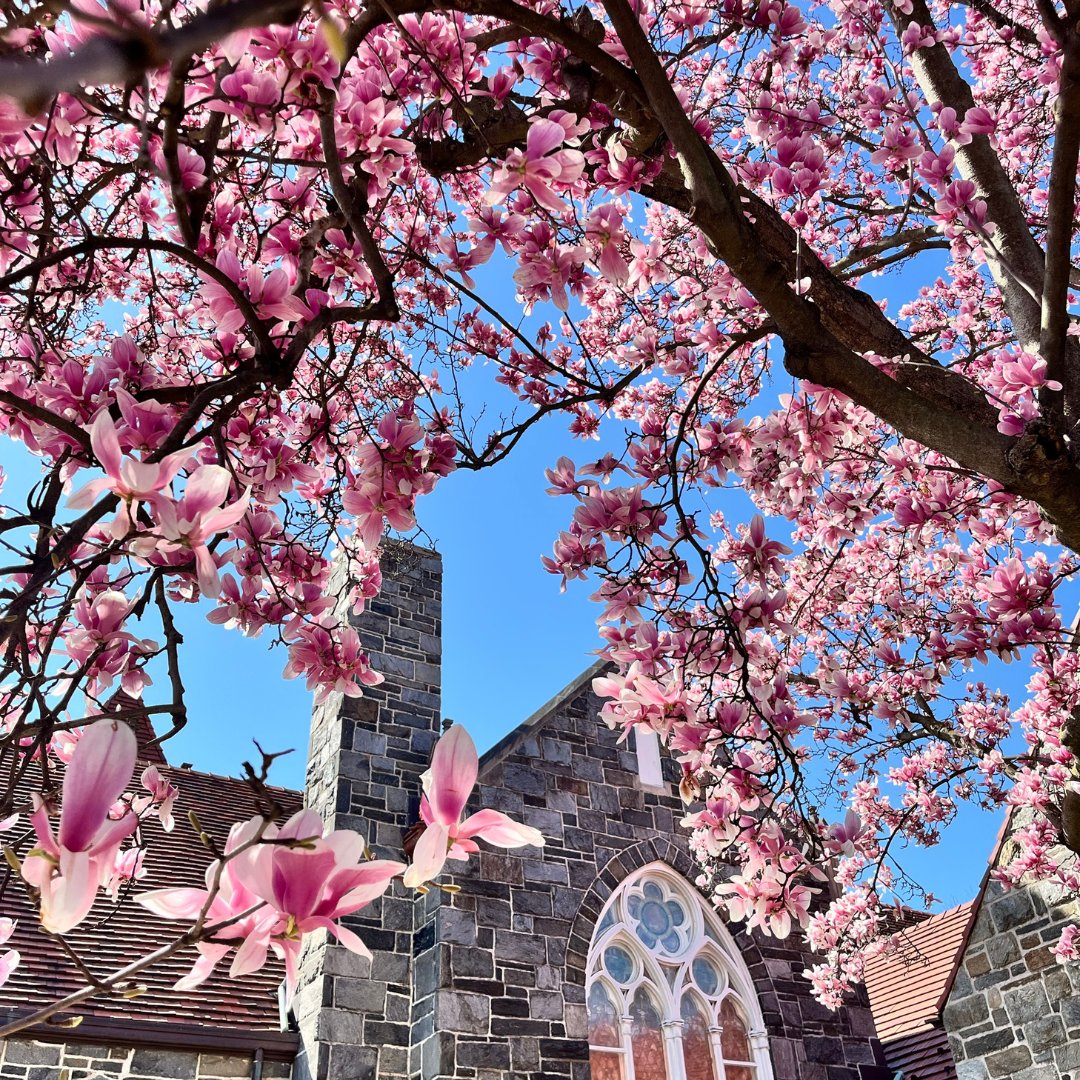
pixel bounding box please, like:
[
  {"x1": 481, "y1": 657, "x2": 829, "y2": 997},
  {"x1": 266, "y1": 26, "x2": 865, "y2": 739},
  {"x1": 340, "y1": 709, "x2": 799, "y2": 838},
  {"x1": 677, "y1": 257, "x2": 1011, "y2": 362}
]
[
  {"x1": 863, "y1": 900, "x2": 977, "y2": 1080},
  {"x1": 878, "y1": 1026, "x2": 958, "y2": 1080},
  {"x1": 3, "y1": 755, "x2": 302, "y2": 1037}
]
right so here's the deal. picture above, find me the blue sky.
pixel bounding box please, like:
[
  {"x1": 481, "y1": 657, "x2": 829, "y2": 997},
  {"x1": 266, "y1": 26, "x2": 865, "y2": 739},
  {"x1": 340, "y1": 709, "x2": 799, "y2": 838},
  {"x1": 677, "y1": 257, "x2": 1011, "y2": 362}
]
[
  {"x1": 0, "y1": 369, "x2": 1003, "y2": 909},
  {"x1": 0, "y1": 236, "x2": 1018, "y2": 910}
]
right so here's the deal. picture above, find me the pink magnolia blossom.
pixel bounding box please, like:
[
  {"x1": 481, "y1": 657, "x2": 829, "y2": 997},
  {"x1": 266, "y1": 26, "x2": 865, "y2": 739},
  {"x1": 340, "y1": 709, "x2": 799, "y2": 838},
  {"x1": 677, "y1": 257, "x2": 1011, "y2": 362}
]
[
  {"x1": 140, "y1": 812, "x2": 403, "y2": 995},
  {"x1": 67, "y1": 409, "x2": 189, "y2": 535},
  {"x1": 152, "y1": 466, "x2": 251, "y2": 598},
  {"x1": 137, "y1": 817, "x2": 281, "y2": 991},
  {"x1": 1054, "y1": 924, "x2": 1080, "y2": 964},
  {"x1": 21, "y1": 719, "x2": 139, "y2": 934},
  {"x1": 232, "y1": 809, "x2": 404, "y2": 986},
  {"x1": 136, "y1": 765, "x2": 180, "y2": 832},
  {"x1": 826, "y1": 811, "x2": 866, "y2": 856},
  {"x1": 403, "y1": 725, "x2": 544, "y2": 888},
  {"x1": 0, "y1": 918, "x2": 17, "y2": 989},
  {"x1": 486, "y1": 116, "x2": 585, "y2": 214}
]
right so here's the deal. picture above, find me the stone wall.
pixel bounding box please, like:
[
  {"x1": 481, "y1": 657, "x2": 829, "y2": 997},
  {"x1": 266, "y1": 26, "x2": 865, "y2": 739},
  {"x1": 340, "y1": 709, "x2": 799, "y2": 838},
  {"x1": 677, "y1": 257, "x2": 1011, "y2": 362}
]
[
  {"x1": 415, "y1": 674, "x2": 888, "y2": 1080},
  {"x1": 297, "y1": 541, "x2": 889, "y2": 1080},
  {"x1": 293, "y1": 543, "x2": 444, "y2": 1080},
  {"x1": 943, "y1": 875, "x2": 1080, "y2": 1080},
  {"x1": 0, "y1": 1038, "x2": 289, "y2": 1080}
]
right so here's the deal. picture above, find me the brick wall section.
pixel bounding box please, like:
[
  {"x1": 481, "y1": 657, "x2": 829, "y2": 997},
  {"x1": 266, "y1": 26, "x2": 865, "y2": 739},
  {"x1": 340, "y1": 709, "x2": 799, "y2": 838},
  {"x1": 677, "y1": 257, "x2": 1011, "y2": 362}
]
[
  {"x1": 942, "y1": 874, "x2": 1080, "y2": 1080},
  {"x1": 293, "y1": 543, "x2": 444, "y2": 1080},
  {"x1": 419, "y1": 678, "x2": 886, "y2": 1080},
  {"x1": 0, "y1": 1039, "x2": 289, "y2": 1080}
]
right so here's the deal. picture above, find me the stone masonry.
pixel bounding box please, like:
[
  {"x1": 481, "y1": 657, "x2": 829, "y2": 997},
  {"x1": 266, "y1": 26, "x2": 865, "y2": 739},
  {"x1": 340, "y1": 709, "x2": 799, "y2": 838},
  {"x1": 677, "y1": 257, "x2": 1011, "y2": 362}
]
[
  {"x1": 295, "y1": 541, "x2": 891, "y2": 1080},
  {"x1": 293, "y1": 542, "x2": 443, "y2": 1080},
  {"x1": 943, "y1": 869, "x2": 1080, "y2": 1080},
  {"x1": 0, "y1": 1038, "x2": 290, "y2": 1080},
  {"x1": 421, "y1": 674, "x2": 887, "y2": 1080}
]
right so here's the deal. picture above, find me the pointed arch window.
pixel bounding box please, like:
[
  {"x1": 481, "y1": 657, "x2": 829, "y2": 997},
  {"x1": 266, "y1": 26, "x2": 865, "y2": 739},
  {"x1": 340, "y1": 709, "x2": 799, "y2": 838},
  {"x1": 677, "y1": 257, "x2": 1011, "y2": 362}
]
[{"x1": 586, "y1": 864, "x2": 773, "y2": 1080}]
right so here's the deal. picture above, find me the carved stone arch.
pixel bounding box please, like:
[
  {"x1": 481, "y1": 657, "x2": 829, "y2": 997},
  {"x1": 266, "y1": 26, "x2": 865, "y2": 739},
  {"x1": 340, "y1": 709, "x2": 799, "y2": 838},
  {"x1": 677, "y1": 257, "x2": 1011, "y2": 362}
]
[
  {"x1": 567, "y1": 838, "x2": 695, "y2": 987},
  {"x1": 566, "y1": 840, "x2": 771, "y2": 1012},
  {"x1": 578, "y1": 859, "x2": 777, "y2": 1080}
]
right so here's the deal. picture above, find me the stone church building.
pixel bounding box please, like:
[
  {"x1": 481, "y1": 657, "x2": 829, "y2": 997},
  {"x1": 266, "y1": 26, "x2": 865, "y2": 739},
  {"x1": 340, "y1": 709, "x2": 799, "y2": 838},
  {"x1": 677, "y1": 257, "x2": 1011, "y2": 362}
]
[{"x1": 1, "y1": 544, "x2": 1077, "y2": 1080}]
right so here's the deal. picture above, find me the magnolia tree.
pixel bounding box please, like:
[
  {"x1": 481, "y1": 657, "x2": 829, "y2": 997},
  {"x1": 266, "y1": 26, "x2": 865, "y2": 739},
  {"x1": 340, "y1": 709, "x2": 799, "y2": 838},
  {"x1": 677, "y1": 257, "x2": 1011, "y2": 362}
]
[{"x1": 0, "y1": 0, "x2": 1077, "y2": 1021}]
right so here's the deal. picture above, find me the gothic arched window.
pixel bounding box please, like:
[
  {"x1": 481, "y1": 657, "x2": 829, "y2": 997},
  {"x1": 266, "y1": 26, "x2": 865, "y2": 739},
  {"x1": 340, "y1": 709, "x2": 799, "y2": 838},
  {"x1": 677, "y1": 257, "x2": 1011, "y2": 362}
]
[{"x1": 586, "y1": 864, "x2": 773, "y2": 1080}]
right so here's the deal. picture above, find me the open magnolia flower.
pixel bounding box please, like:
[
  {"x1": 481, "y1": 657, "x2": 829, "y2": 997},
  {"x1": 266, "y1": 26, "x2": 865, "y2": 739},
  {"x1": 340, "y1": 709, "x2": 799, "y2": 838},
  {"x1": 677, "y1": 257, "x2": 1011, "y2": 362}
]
[
  {"x1": 403, "y1": 724, "x2": 544, "y2": 888},
  {"x1": 0, "y1": 918, "x2": 18, "y2": 989},
  {"x1": 21, "y1": 719, "x2": 140, "y2": 934},
  {"x1": 139, "y1": 810, "x2": 404, "y2": 996}
]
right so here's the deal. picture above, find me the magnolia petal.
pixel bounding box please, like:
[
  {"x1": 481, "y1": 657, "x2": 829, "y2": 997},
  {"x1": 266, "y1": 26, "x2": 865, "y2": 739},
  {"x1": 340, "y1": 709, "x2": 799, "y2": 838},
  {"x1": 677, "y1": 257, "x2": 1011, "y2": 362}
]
[
  {"x1": 174, "y1": 944, "x2": 229, "y2": 991},
  {"x1": 40, "y1": 850, "x2": 97, "y2": 935},
  {"x1": 402, "y1": 823, "x2": 450, "y2": 888},
  {"x1": 275, "y1": 808, "x2": 326, "y2": 842},
  {"x1": 59, "y1": 719, "x2": 137, "y2": 852},
  {"x1": 0, "y1": 950, "x2": 20, "y2": 988},
  {"x1": 329, "y1": 860, "x2": 405, "y2": 915},
  {"x1": 194, "y1": 545, "x2": 223, "y2": 599},
  {"x1": 88, "y1": 409, "x2": 123, "y2": 480},
  {"x1": 457, "y1": 808, "x2": 545, "y2": 849},
  {"x1": 427, "y1": 725, "x2": 477, "y2": 827},
  {"x1": 136, "y1": 887, "x2": 210, "y2": 920},
  {"x1": 183, "y1": 465, "x2": 233, "y2": 516},
  {"x1": 322, "y1": 917, "x2": 371, "y2": 959},
  {"x1": 229, "y1": 931, "x2": 270, "y2": 979},
  {"x1": 200, "y1": 491, "x2": 251, "y2": 536}
]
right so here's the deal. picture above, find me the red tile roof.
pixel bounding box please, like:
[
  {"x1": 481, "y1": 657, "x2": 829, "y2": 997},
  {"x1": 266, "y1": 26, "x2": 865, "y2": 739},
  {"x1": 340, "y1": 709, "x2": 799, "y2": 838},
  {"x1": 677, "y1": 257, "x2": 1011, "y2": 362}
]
[
  {"x1": 863, "y1": 901, "x2": 977, "y2": 1080},
  {"x1": 3, "y1": 751, "x2": 302, "y2": 1045},
  {"x1": 877, "y1": 1026, "x2": 958, "y2": 1080}
]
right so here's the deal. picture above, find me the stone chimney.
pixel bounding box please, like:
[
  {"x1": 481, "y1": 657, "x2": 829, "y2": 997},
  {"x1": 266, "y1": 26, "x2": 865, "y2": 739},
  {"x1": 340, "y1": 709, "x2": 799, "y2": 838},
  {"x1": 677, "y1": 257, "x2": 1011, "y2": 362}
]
[{"x1": 293, "y1": 542, "x2": 443, "y2": 1080}]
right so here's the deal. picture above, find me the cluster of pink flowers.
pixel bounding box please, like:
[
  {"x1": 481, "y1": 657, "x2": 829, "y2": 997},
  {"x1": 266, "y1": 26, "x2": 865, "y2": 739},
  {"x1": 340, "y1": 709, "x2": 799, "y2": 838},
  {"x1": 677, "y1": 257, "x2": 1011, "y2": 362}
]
[
  {"x1": 0, "y1": 0, "x2": 1078, "y2": 1008},
  {"x1": 9, "y1": 719, "x2": 542, "y2": 1000}
]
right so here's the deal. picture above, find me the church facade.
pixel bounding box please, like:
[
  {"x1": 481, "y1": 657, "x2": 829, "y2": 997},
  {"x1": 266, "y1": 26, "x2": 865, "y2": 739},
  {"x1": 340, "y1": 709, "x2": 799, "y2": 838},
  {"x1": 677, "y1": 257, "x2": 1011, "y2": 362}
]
[
  {"x1": 292, "y1": 544, "x2": 887, "y2": 1080},
  {"x1": 8, "y1": 541, "x2": 1046, "y2": 1080}
]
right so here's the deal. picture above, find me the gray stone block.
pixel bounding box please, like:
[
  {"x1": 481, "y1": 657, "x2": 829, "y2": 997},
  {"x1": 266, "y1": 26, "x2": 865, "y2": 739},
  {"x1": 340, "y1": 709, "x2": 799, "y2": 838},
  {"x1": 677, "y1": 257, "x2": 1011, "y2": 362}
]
[
  {"x1": 987, "y1": 933, "x2": 1021, "y2": 968},
  {"x1": 985, "y1": 1044, "x2": 1032, "y2": 1078},
  {"x1": 991, "y1": 891, "x2": 1036, "y2": 933},
  {"x1": 1004, "y1": 982, "x2": 1050, "y2": 1024},
  {"x1": 1023, "y1": 1014, "x2": 1066, "y2": 1054},
  {"x1": 196, "y1": 1054, "x2": 252, "y2": 1078},
  {"x1": 944, "y1": 993, "x2": 989, "y2": 1030},
  {"x1": 128, "y1": 1049, "x2": 199, "y2": 1078},
  {"x1": 1, "y1": 1047, "x2": 61, "y2": 1069},
  {"x1": 436, "y1": 990, "x2": 491, "y2": 1034}
]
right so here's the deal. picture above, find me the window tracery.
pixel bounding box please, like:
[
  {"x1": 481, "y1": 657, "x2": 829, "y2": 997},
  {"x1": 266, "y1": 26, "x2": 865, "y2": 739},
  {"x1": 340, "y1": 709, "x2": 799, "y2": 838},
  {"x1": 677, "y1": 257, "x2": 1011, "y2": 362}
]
[{"x1": 586, "y1": 864, "x2": 773, "y2": 1080}]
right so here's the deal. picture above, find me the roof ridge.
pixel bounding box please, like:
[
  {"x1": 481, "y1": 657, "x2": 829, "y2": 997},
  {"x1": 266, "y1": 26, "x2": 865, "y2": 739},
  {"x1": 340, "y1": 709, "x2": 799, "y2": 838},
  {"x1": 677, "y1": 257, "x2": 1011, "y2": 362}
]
[{"x1": 478, "y1": 658, "x2": 611, "y2": 775}]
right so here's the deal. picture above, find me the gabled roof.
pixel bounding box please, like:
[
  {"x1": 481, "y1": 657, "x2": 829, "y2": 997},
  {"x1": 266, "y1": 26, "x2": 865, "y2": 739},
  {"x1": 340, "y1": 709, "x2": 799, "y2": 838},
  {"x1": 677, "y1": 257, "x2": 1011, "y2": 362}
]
[
  {"x1": 863, "y1": 901, "x2": 978, "y2": 1080},
  {"x1": 3, "y1": 751, "x2": 302, "y2": 1054},
  {"x1": 478, "y1": 659, "x2": 610, "y2": 775}
]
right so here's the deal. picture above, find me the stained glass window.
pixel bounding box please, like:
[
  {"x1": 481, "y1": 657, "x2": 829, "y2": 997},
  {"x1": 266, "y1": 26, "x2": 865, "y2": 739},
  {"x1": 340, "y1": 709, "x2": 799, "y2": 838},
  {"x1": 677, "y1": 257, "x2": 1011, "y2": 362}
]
[
  {"x1": 724, "y1": 1068, "x2": 755, "y2": 1080},
  {"x1": 627, "y1": 880, "x2": 690, "y2": 956},
  {"x1": 692, "y1": 956, "x2": 720, "y2": 995},
  {"x1": 681, "y1": 996, "x2": 716, "y2": 1080},
  {"x1": 589, "y1": 983, "x2": 627, "y2": 1080},
  {"x1": 589, "y1": 983, "x2": 621, "y2": 1047},
  {"x1": 585, "y1": 865, "x2": 773, "y2": 1080},
  {"x1": 721, "y1": 998, "x2": 753, "y2": 1062},
  {"x1": 630, "y1": 989, "x2": 668, "y2": 1079},
  {"x1": 604, "y1": 944, "x2": 635, "y2": 984}
]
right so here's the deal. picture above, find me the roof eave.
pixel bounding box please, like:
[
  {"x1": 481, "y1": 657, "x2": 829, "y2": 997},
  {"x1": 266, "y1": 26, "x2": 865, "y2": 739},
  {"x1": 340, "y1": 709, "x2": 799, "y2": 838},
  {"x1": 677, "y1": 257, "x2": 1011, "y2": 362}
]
[{"x1": 0, "y1": 1013, "x2": 299, "y2": 1062}]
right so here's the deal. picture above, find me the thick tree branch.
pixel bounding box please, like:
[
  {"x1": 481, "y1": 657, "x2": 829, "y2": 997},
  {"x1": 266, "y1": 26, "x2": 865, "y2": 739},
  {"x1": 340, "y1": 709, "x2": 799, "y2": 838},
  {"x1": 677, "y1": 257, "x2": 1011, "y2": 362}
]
[
  {"x1": 1039, "y1": 35, "x2": 1080, "y2": 425},
  {"x1": 885, "y1": 0, "x2": 1048, "y2": 349},
  {"x1": 0, "y1": 0, "x2": 305, "y2": 106}
]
